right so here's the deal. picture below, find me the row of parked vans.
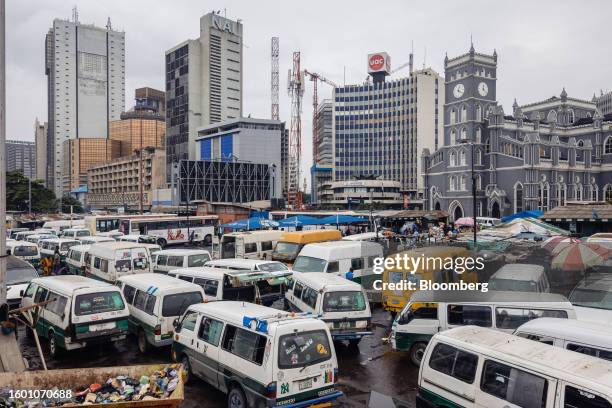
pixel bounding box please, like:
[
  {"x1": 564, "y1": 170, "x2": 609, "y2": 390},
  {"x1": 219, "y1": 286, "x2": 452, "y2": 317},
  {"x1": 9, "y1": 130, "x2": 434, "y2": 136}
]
[{"x1": 19, "y1": 274, "x2": 345, "y2": 408}]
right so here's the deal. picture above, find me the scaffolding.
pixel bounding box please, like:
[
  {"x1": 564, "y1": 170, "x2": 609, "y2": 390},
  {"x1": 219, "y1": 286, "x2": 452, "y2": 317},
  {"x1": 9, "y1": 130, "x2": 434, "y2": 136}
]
[{"x1": 179, "y1": 160, "x2": 272, "y2": 204}]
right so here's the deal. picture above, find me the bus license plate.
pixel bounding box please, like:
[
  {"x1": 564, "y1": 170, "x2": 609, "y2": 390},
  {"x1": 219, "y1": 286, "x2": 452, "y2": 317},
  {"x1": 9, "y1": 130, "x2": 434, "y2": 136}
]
[
  {"x1": 298, "y1": 378, "x2": 313, "y2": 391},
  {"x1": 90, "y1": 322, "x2": 115, "y2": 331},
  {"x1": 335, "y1": 321, "x2": 354, "y2": 329}
]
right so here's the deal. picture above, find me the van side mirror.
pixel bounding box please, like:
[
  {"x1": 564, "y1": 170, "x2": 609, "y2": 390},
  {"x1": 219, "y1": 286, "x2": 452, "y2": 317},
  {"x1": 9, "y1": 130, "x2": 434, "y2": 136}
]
[
  {"x1": 20, "y1": 290, "x2": 24, "y2": 297},
  {"x1": 173, "y1": 318, "x2": 181, "y2": 332}
]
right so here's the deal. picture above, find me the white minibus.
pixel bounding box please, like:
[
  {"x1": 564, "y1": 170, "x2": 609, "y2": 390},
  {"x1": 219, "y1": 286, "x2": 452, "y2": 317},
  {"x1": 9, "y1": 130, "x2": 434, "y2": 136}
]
[
  {"x1": 85, "y1": 242, "x2": 151, "y2": 282},
  {"x1": 152, "y1": 249, "x2": 212, "y2": 274},
  {"x1": 171, "y1": 301, "x2": 342, "y2": 408},
  {"x1": 219, "y1": 230, "x2": 283, "y2": 260}
]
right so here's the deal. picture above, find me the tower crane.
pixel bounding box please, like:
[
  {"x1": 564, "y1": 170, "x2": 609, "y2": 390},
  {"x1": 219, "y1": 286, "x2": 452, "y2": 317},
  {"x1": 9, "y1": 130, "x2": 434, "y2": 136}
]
[{"x1": 303, "y1": 70, "x2": 337, "y2": 165}]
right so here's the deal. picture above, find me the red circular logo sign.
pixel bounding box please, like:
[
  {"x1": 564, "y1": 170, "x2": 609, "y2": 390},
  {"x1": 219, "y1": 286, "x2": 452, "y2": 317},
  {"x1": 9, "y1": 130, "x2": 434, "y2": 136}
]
[{"x1": 369, "y1": 54, "x2": 385, "y2": 70}]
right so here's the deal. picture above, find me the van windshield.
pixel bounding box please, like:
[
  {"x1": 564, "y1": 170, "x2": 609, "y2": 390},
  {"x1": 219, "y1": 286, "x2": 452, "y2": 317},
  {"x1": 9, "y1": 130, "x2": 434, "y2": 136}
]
[
  {"x1": 570, "y1": 288, "x2": 612, "y2": 310},
  {"x1": 278, "y1": 330, "x2": 332, "y2": 369},
  {"x1": 75, "y1": 291, "x2": 125, "y2": 316},
  {"x1": 292, "y1": 256, "x2": 327, "y2": 273},
  {"x1": 60, "y1": 242, "x2": 78, "y2": 251},
  {"x1": 188, "y1": 254, "x2": 211, "y2": 267},
  {"x1": 13, "y1": 246, "x2": 38, "y2": 257},
  {"x1": 161, "y1": 292, "x2": 203, "y2": 317},
  {"x1": 489, "y1": 278, "x2": 537, "y2": 292},
  {"x1": 323, "y1": 291, "x2": 366, "y2": 312},
  {"x1": 258, "y1": 262, "x2": 289, "y2": 272},
  {"x1": 273, "y1": 242, "x2": 300, "y2": 258},
  {"x1": 7, "y1": 267, "x2": 38, "y2": 285}
]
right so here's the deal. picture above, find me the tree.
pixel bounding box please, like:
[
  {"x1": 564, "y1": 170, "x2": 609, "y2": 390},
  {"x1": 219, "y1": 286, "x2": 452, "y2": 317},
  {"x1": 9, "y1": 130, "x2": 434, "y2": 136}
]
[
  {"x1": 60, "y1": 195, "x2": 84, "y2": 214},
  {"x1": 6, "y1": 171, "x2": 57, "y2": 213}
]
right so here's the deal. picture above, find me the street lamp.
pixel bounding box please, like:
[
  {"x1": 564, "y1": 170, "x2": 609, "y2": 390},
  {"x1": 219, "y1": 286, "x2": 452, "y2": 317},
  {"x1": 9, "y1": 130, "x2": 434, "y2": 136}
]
[{"x1": 460, "y1": 138, "x2": 477, "y2": 247}]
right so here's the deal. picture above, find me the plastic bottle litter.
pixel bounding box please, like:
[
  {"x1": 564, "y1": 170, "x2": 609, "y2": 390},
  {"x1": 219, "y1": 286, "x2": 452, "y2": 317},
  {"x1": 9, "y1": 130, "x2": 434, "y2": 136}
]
[{"x1": 0, "y1": 364, "x2": 181, "y2": 407}]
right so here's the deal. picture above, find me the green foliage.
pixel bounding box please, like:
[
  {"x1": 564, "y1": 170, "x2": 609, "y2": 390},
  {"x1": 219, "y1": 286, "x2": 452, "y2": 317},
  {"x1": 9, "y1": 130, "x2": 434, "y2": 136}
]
[
  {"x1": 60, "y1": 195, "x2": 84, "y2": 214},
  {"x1": 6, "y1": 171, "x2": 57, "y2": 213}
]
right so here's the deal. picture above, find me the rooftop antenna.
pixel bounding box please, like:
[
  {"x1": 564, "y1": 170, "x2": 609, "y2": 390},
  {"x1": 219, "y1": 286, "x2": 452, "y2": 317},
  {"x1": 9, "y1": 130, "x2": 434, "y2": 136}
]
[
  {"x1": 106, "y1": 17, "x2": 112, "y2": 30},
  {"x1": 423, "y1": 46, "x2": 427, "y2": 69},
  {"x1": 72, "y1": 5, "x2": 79, "y2": 23},
  {"x1": 409, "y1": 40, "x2": 414, "y2": 74}
]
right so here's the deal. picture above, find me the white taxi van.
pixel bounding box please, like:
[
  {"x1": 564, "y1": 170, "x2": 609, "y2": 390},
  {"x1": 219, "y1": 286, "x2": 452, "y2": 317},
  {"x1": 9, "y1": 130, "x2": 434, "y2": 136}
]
[
  {"x1": 86, "y1": 241, "x2": 151, "y2": 282},
  {"x1": 418, "y1": 326, "x2": 612, "y2": 408},
  {"x1": 169, "y1": 266, "x2": 288, "y2": 306},
  {"x1": 152, "y1": 249, "x2": 212, "y2": 274},
  {"x1": 391, "y1": 290, "x2": 576, "y2": 366},
  {"x1": 171, "y1": 301, "x2": 342, "y2": 408},
  {"x1": 20, "y1": 275, "x2": 129, "y2": 358},
  {"x1": 65, "y1": 244, "x2": 91, "y2": 275},
  {"x1": 39, "y1": 238, "x2": 80, "y2": 262},
  {"x1": 117, "y1": 273, "x2": 205, "y2": 353},
  {"x1": 6, "y1": 240, "x2": 40, "y2": 267},
  {"x1": 291, "y1": 241, "x2": 383, "y2": 302},
  {"x1": 514, "y1": 317, "x2": 612, "y2": 361},
  {"x1": 285, "y1": 272, "x2": 372, "y2": 345}
]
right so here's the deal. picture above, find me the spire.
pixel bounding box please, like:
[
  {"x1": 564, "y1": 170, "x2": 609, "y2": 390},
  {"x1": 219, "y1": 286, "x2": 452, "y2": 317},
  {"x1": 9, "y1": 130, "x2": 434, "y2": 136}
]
[
  {"x1": 106, "y1": 17, "x2": 112, "y2": 30},
  {"x1": 594, "y1": 108, "x2": 603, "y2": 120},
  {"x1": 512, "y1": 98, "x2": 519, "y2": 109},
  {"x1": 469, "y1": 34, "x2": 474, "y2": 53},
  {"x1": 493, "y1": 48, "x2": 497, "y2": 62},
  {"x1": 444, "y1": 52, "x2": 448, "y2": 65}
]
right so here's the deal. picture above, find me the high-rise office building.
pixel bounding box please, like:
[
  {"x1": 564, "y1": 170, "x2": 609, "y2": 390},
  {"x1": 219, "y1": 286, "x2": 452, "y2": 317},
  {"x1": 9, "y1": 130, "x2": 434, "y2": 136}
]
[
  {"x1": 165, "y1": 12, "x2": 243, "y2": 181},
  {"x1": 329, "y1": 53, "x2": 444, "y2": 208},
  {"x1": 311, "y1": 100, "x2": 333, "y2": 204},
  {"x1": 110, "y1": 88, "x2": 166, "y2": 156},
  {"x1": 45, "y1": 16, "x2": 125, "y2": 195},
  {"x1": 62, "y1": 138, "x2": 121, "y2": 193},
  {"x1": 6, "y1": 140, "x2": 36, "y2": 179},
  {"x1": 34, "y1": 119, "x2": 48, "y2": 182}
]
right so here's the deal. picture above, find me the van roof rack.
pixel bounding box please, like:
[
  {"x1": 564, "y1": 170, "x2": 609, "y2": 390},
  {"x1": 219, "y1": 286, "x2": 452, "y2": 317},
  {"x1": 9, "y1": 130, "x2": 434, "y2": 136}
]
[{"x1": 242, "y1": 312, "x2": 317, "y2": 334}]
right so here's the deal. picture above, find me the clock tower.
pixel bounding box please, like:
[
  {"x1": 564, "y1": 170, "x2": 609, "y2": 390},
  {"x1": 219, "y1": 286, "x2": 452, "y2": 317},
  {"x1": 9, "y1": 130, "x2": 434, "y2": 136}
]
[{"x1": 444, "y1": 44, "x2": 498, "y2": 146}]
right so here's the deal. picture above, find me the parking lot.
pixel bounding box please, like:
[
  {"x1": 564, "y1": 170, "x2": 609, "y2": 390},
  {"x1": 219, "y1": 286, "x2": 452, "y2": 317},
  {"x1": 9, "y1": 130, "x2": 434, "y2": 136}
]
[{"x1": 18, "y1": 307, "x2": 418, "y2": 407}]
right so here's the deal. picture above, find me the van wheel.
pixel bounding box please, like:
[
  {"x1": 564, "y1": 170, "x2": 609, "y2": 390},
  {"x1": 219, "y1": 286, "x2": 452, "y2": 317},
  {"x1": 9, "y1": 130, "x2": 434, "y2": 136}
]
[
  {"x1": 137, "y1": 329, "x2": 149, "y2": 354},
  {"x1": 409, "y1": 342, "x2": 427, "y2": 367},
  {"x1": 157, "y1": 238, "x2": 167, "y2": 248},
  {"x1": 48, "y1": 332, "x2": 60, "y2": 358},
  {"x1": 228, "y1": 386, "x2": 247, "y2": 408},
  {"x1": 180, "y1": 355, "x2": 191, "y2": 384}
]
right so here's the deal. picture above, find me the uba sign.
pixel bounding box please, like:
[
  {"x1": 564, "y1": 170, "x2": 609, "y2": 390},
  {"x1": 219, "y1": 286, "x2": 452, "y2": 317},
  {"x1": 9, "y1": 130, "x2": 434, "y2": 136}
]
[{"x1": 367, "y1": 52, "x2": 390, "y2": 74}]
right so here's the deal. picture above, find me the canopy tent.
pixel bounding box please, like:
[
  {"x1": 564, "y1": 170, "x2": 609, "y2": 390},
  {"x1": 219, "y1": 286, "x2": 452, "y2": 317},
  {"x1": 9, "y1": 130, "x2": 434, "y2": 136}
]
[
  {"x1": 317, "y1": 215, "x2": 368, "y2": 225},
  {"x1": 277, "y1": 215, "x2": 323, "y2": 228},
  {"x1": 501, "y1": 210, "x2": 544, "y2": 223},
  {"x1": 476, "y1": 217, "x2": 570, "y2": 241},
  {"x1": 220, "y1": 217, "x2": 279, "y2": 231}
]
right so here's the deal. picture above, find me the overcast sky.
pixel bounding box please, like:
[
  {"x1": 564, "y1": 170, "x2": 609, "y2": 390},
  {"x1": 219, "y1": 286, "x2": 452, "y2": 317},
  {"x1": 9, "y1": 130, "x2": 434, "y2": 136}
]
[{"x1": 6, "y1": 0, "x2": 612, "y2": 183}]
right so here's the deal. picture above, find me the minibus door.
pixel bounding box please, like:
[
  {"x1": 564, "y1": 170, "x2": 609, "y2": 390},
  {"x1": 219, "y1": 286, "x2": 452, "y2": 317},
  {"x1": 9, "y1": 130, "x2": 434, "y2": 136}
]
[{"x1": 194, "y1": 316, "x2": 221, "y2": 388}]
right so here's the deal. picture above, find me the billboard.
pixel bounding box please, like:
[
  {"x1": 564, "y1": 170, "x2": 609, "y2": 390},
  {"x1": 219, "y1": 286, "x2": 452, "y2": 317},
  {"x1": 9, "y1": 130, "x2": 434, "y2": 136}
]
[{"x1": 367, "y1": 52, "x2": 391, "y2": 75}]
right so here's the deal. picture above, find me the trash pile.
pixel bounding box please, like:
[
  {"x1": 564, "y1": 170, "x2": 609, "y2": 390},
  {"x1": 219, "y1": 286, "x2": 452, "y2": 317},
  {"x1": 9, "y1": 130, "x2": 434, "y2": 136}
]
[{"x1": 0, "y1": 365, "x2": 181, "y2": 407}]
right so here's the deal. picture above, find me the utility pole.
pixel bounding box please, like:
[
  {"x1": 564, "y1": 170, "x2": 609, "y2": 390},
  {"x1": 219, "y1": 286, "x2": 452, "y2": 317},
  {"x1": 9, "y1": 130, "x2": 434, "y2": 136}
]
[
  {"x1": 0, "y1": 0, "x2": 6, "y2": 316},
  {"x1": 28, "y1": 177, "x2": 31, "y2": 214}
]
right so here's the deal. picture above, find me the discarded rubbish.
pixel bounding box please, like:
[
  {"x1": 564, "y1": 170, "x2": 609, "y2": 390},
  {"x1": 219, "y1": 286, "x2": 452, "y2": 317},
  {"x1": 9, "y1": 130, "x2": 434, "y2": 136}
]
[{"x1": 0, "y1": 364, "x2": 184, "y2": 407}]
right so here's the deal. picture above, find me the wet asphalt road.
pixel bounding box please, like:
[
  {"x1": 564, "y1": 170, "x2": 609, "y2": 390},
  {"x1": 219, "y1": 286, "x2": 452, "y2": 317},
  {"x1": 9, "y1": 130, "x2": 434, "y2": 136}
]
[{"x1": 17, "y1": 307, "x2": 418, "y2": 407}]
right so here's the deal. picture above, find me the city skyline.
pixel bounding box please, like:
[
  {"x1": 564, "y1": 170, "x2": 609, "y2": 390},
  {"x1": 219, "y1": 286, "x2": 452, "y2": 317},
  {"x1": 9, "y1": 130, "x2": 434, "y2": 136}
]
[{"x1": 6, "y1": 0, "x2": 612, "y2": 183}]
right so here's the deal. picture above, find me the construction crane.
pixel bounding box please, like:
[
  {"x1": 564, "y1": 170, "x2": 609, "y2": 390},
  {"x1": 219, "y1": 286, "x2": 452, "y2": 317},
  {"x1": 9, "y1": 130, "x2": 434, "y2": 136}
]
[
  {"x1": 303, "y1": 70, "x2": 337, "y2": 166},
  {"x1": 287, "y1": 52, "x2": 305, "y2": 209},
  {"x1": 270, "y1": 37, "x2": 279, "y2": 121}
]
